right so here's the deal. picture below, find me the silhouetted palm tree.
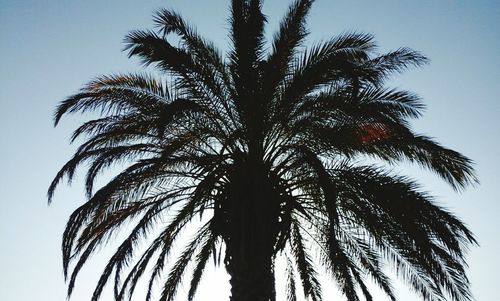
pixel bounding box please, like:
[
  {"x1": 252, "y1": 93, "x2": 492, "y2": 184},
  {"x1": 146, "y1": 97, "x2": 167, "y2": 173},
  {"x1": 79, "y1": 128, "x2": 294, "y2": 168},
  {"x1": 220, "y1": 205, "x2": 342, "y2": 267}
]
[{"x1": 49, "y1": 1, "x2": 478, "y2": 301}]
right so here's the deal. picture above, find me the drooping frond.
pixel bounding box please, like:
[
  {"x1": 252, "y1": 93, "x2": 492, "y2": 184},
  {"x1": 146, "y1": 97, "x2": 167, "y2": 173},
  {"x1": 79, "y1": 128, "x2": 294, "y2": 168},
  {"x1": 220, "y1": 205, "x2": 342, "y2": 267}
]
[
  {"x1": 285, "y1": 256, "x2": 298, "y2": 301},
  {"x1": 289, "y1": 222, "x2": 322, "y2": 301}
]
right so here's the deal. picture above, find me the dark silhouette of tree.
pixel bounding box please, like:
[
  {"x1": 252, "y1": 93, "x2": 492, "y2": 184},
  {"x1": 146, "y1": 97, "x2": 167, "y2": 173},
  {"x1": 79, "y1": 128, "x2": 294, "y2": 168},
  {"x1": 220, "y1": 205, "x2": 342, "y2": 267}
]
[{"x1": 49, "y1": 1, "x2": 478, "y2": 300}]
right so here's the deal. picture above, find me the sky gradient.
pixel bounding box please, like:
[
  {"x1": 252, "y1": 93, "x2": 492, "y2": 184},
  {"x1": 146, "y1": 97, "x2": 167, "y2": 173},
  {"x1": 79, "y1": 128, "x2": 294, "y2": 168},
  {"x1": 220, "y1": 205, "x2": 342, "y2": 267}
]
[{"x1": 1, "y1": 0, "x2": 499, "y2": 300}]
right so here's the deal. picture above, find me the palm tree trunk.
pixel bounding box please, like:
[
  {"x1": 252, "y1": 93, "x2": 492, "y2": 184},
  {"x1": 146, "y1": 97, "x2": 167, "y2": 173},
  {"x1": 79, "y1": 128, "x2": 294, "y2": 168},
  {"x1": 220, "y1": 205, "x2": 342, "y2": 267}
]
[
  {"x1": 224, "y1": 159, "x2": 279, "y2": 301},
  {"x1": 226, "y1": 244, "x2": 275, "y2": 301}
]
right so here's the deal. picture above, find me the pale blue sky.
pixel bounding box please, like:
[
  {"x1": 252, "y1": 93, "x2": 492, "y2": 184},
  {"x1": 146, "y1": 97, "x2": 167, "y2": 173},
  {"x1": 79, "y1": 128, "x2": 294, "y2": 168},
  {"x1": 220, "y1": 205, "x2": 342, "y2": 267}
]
[{"x1": 0, "y1": 0, "x2": 499, "y2": 300}]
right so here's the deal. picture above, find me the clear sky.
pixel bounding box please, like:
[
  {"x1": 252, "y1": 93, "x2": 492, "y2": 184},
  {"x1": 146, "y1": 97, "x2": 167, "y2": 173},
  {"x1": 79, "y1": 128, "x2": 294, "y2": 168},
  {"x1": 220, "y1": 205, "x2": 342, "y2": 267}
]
[{"x1": 0, "y1": 0, "x2": 499, "y2": 300}]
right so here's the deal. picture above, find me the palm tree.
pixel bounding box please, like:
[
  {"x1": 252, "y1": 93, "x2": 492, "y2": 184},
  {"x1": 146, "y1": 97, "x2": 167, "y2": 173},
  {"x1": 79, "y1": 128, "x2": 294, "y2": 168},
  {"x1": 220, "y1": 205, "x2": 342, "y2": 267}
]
[{"x1": 48, "y1": 1, "x2": 478, "y2": 300}]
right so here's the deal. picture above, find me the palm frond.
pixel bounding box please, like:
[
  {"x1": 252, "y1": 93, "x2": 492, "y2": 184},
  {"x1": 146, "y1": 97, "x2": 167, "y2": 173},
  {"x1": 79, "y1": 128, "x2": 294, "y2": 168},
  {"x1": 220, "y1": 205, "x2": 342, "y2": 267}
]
[
  {"x1": 289, "y1": 222, "x2": 322, "y2": 301},
  {"x1": 264, "y1": 0, "x2": 314, "y2": 100},
  {"x1": 160, "y1": 221, "x2": 211, "y2": 301},
  {"x1": 285, "y1": 256, "x2": 298, "y2": 301},
  {"x1": 187, "y1": 234, "x2": 218, "y2": 300}
]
